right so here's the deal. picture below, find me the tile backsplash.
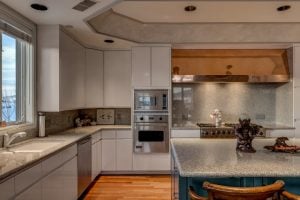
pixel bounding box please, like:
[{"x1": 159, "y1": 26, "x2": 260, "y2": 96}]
[{"x1": 172, "y1": 83, "x2": 293, "y2": 126}]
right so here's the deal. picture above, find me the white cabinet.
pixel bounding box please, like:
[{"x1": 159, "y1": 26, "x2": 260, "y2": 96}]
[
  {"x1": 42, "y1": 165, "x2": 63, "y2": 200},
  {"x1": 133, "y1": 153, "x2": 170, "y2": 171},
  {"x1": 116, "y1": 139, "x2": 133, "y2": 171},
  {"x1": 92, "y1": 132, "x2": 102, "y2": 180},
  {"x1": 38, "y1": 25, "x2": 85, "y2": 111},
  {"x1": 0, "y1": 178, "x2": 15, "y2": 200},
  {"x1": 151, "y1": 47, "x2": 171, "y2": 87},
  {"x1": 132, "y1": 47, "x2": 151, "y2": 87},
  {"x1": 62, "y1": 157, "x2": 78, "y2": 200},
  {"x1": 101, "y1": 130, "x2": 133, "y2": 171},
  {"x1": 104, "y1": 51, "x2": 132, "y2": 107},
  {"x1": 294, "y1": 46, "x2": 300, "y2": 87},
  {"x1": 102, "y1": 139, "x2": 116, "y2": 171},
  {"x1": 15, "y1": 181, "x2": 42, "y2": 200},
  {"x1": 42, "y1": 156, "x2": 77, "y2": 200},
  {"x1": 85, "y1": 49, "x2": 104, "y2": 108},
  {"x1": 15, "y1": 163, "x2": 42, "y2": 194},
  {"x1": 132, "y1": 46, "x2": 171, "y2": 88}
]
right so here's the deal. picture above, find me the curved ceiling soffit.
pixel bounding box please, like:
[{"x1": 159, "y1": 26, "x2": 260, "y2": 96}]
[{"x1": 87, "y1": 9, "x2": 300, "y2": 44}]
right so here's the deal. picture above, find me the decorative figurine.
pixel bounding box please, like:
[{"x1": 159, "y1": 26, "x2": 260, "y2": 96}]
[
  {"x1": 235, "y1": 115, "x2": 258, "y2": 153},
  {"x1": 264, "y1": 137, "x2": 300, "y2": 153}
]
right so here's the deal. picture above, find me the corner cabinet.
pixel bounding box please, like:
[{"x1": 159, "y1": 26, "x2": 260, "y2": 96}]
[
  {"x1": 37, "y1": 25, "x2": 85, "y2": 111},
  {"x1": 132, "y1": 46, "x2": 171, "y2": 88}
]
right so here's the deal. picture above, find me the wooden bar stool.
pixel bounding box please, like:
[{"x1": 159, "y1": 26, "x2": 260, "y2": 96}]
[
  {"x1": 189, "y1": 180, "x2": 285, "y2": 200},
  {"x1": 281, "y1": 191, "x2": 300, "y2": 200}
]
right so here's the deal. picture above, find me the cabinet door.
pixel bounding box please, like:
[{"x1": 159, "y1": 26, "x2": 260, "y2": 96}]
[
  {"x1": 0, "y1": 178, "x2": 15, "y2": 200},
  {"x1": 92, "y1": 142, "x2": 98, "y2": 180},
  {"x1": 15, "y1": 181, "x2": 42, "y2": 200},
  {"x1": 104, "y1": 51, "x2": 131, "y2": 107},
  {"x1": 63, "y1": 157, "x2": 78, "y2": 200},
  {"x1": 132, "y1": 47, "x2": 151, "y2": 87},
  {"x1": 86, "y1": 49, "x2": 104, "y2": 108},
  {"x1": 151, "y1": 47, "x2": 171, "y2": 88},
  {"x1": 116, "y1": 139, "x2": 133, "y2": 171},
  {"x1": 42, "y1": 166, "x2": 64, "y2": 200},
  {"x1": 294, "y1": 46, "x2": 300, "y2": 87},
  {"x1": 102, "y1": 139, "x2": 116, "y2": 171},
  {"x1": 97, "y1": 140, "x2": 102, "y2": 174},
  {"x1": 59, "y1": 30, "x2": 85, "y2": 110}
]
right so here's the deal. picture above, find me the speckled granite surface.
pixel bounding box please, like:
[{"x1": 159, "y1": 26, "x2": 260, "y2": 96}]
[
  {"x1": 171, "y1": 138, "x2": 300, "y2": 178},
  {"x1": 0, "y1": 125, "x2": 131, "y2": 181}
]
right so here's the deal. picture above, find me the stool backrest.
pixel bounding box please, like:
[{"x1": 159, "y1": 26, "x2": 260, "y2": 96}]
[{"x1": 202, "y1": 180, "x2": 284, "y2": 200}]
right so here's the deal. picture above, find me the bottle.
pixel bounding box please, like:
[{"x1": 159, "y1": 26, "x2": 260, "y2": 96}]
[{"x1": 38, "y1": 112, "x2": 46, "y2": 137}]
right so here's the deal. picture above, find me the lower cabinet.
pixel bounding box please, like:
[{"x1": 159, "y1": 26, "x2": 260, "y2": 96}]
[
  {"x1": 101, "y1": 130, "x2": 133, "y2": 171},
  {"x1": 102, "y1": 139, "x2": 116, "y2": 171},
  {"x1": 0, "y1": 178, "x2": 15, "y2": 200},
  {"x1": 116, "y1": 139, "x2": 133, "y2": 171},
  {"x1": 15, "y1": 181, "x2": 42, "y2": 200},
  {"x1": 13, "y1": 147, "x2": 78, "y2": 200},
  {"x1": 42, "y1": 156, "x2": 78, "y2": 200},
  {"x1": 92, "y1": 135, "x2": 102, "y2": 180},
  {"x1": 133, "y1": 153, "x2": 170, "y2": 171}
]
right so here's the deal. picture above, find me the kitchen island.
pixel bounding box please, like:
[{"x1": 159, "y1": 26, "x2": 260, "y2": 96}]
[{"x1": 171, "y1": 138, "x2": 300, "y2": 200}]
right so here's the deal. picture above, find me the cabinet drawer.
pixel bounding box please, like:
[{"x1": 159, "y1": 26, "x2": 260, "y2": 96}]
[
  {"x1": 101, "y1": 130, "x2": 116, "y2": 139},
  {"x1": 0, "y1": 178, "x2": 15, "y2": 200},
  {"x1": 42, "y1": 144, "x2": 77, "y2": 176},
  {"x1": 116, "y1": 130, "x2": 132, "y2": 139},
  {"x1": 15, "y1": 163, "x2": 42, "y2": 194}
]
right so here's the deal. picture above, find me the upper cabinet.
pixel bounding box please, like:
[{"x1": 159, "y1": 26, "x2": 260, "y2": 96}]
[
  {"x1": 294, "y1": 46, "x2": 300, "y2": 87},
  {"x1": 85, "y1": 49, "x2": 104, "y2": 108},
  {"x1": 132, "y1": 46, "x2": 171, "y2": 88},
  {"x1": 38, "y1": 25, "x2": 85, "y2": 111},
  {"x1": 104, "y1": 51, "x2": 131, "y2": 107}
]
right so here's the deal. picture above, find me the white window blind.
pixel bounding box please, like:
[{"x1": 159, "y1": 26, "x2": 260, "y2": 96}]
[{"x1": 0, "y1": 20, "x2": 32, "y2": 43}]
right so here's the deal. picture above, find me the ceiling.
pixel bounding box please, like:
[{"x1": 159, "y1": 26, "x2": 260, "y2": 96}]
[
  {"x1": 113, "y1": 1, "x2": 300, "y2": 23},
  {"x1": 1, "y1": 0, "x2": 300, "y2": 48},
  {"x1": 1, "y1": 0, "x2": 136, "y2": 49}
]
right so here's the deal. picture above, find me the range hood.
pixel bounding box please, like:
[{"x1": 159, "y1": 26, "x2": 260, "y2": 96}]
[{"x1": 172, "y1": 49, "x2": 290, "y2": 83}]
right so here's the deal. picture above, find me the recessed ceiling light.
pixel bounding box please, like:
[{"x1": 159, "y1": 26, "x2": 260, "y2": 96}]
[
  {"x1": 185, "y1": 5, "x2": 197, "y2": 12},
  {"x1": 104, "y1": 39, "x2": 114, "y2": 43},
  {"x1": 277, "y1": 5, "x2": 291, "y2": 12},
  {"x1": 31, "y1": 3, "x2": 48, "y2": 11}
]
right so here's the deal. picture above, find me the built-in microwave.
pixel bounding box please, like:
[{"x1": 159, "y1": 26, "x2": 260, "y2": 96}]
[{"x1": 134, "y1": 90, "x2": 168, "y2": 111}]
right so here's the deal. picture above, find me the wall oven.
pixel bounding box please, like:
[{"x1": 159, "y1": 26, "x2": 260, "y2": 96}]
[
  {"x1": 134, "y1": 114, "x2": 169, "y2": 153},
  {"x1": 134, "y1": 90, "x2": 168, "y2": 112}
]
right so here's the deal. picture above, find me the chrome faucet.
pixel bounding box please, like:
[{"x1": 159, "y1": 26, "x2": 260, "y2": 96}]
[{"x1": 3, "y1": 132, "x2": 27, "y2": 148}]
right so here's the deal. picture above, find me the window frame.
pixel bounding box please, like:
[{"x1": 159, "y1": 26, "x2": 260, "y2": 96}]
[{"x1": 0, "y1": 2, "x2": 36, "y2": 132}]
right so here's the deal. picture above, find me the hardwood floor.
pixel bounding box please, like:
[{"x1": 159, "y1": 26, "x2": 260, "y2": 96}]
[{"x1": 84, "y1": 175, "x2": 171, "y2": 200}]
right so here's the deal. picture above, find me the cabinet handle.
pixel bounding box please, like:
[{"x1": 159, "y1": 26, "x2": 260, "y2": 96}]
[{"x1": 136, "y1": 145, "x2": 143, "y2": 148}]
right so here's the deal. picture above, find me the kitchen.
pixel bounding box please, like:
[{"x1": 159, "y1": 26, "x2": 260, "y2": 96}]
[{"x1": 0, "y1": 1, "x2": 300, "y2": 200}]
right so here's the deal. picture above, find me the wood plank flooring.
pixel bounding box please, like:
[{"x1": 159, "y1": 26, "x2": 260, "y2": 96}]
[{"x1": 84, "y1": 175, "x2": 171, "y2": 200}]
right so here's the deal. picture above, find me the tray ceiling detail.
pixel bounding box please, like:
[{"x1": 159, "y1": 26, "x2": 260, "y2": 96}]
[{"x1": 87, "y1": 9, "x2": 300, "y2": 43}]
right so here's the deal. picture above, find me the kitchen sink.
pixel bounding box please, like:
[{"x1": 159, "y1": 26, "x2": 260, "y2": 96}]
[{"x1": 8, "y1": 140, "x2": 65, "y2": 153}]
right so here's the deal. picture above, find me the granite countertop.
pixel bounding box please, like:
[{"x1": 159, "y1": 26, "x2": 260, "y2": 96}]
[
  {"x1": 171, "y1": 138, "x2": 300, "y2": 178},
  {"x1": 0, "y1": 125, "x2": 131, "y2": 181}
]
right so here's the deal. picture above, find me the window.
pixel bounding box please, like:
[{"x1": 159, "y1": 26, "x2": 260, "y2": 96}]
[{"x1": 0, "y1": 32, "x2": 33, "y2": 127}]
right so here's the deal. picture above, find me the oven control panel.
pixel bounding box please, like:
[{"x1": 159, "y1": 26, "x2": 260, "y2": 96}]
[
  {"x1": 200, "y1": 128, "x2": 236, "y2": 138},
  {"x1": 134, "y1": 114, "x2": 168, "y2": 123}
]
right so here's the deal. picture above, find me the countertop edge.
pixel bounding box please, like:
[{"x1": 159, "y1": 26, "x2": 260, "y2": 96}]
[{"x1": 0, "y1": 125, "x2": 131, "y2": 182}]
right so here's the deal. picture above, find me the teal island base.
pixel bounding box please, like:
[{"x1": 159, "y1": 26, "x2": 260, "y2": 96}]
[{"x1": 172, "y1": 176, "x2": 300, "y2": 200}]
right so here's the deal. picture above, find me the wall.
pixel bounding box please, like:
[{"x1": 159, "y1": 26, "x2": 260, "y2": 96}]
[{"x1": 172, "y1": 83, "x2": 293, "y2": 126}]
